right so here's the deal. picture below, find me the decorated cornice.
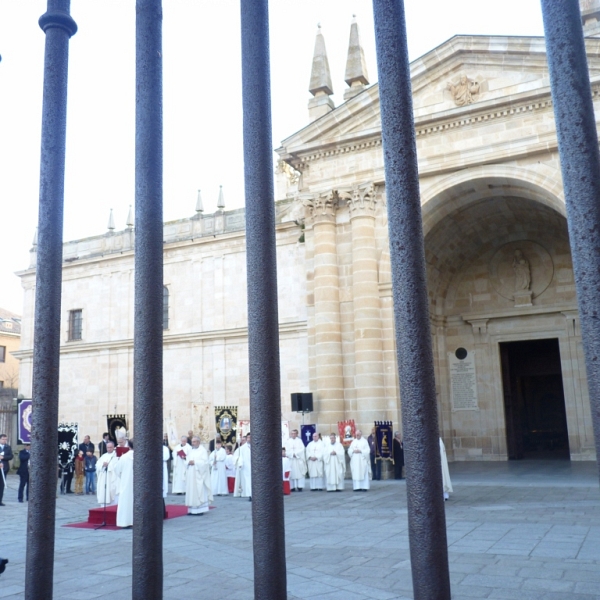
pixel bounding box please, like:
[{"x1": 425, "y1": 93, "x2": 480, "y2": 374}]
[{"x1": 284, "y1": 83, "x2": 600, "y2": 169}]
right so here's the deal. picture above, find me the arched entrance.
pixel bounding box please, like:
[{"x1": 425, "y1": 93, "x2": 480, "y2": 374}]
[{"x1": 421, "y1": 176, "x2": 595, "y2": 461}]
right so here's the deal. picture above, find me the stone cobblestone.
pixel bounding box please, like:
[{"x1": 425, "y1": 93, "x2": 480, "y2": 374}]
[{"x1": 0, "y1": 460, "x2": 599, "y2": 599}]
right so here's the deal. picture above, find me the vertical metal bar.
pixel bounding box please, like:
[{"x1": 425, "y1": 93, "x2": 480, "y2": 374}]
[
  {"x1": 240, "y1": 1, "x2": 287, "y2": 598},
  {"x1": 372, "y1": 1, "x2": 451, "y2": 598},
  {"x1": 133, "y1": 1, "x2": 163, "y2": 598},
  {"x1": 25, "y1": 3, "x2": 77, "y2": 598},
  {"x1": 541, "y1": 0, "x2": 600, "y2": 481}
]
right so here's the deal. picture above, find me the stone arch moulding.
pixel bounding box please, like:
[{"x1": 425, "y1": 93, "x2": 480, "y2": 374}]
[{"x1": 420, "y1": 164, "x2": 566, "y2": 237}]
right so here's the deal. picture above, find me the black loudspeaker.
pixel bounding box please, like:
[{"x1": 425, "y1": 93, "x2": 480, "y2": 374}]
[
  {"x1": 301, "y1": 392, "x2": 313, "y2": 412},
  {"x1": 291, "y1": 393, "x2": 303, "y2": 412}
]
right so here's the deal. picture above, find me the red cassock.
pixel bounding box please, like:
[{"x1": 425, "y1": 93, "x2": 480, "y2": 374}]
[
  {"x1": 227, "y1": 477, "x2": 235, "y2": 494},
  {"x1": 283, "y1": 472, "x2": 291, "y2": 495}
]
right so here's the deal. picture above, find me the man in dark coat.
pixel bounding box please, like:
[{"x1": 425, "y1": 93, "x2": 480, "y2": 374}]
[
  {"x1": 0, "y1": 434, "x2": 14, "y2": 506},
  {"x1": 17, "y1": 443, "x2": 30, "y2": 502},
  {"x1": 393, "y1": 431, "x2": 404, "y2": 480},
  {"x1": 79, "y1": 435, "x2": 95, "y2": 455},
  {"x1": 98, "y1": 432, "x2": 110, "y2": 457}
]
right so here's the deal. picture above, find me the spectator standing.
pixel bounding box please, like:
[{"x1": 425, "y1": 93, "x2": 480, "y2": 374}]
[
  {"x1": 17, "y1": 443, "x2": 31, "y2": 502},
  {"x1": 84, "y1": 450, "x2": 97, "y2": 494}
]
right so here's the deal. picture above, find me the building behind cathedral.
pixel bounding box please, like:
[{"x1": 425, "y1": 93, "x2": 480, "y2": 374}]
[{"x1": 15, "y1": 2, "x2": 600, "y2": 461}]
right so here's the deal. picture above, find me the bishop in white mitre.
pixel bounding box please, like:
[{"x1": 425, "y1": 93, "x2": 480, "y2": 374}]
[
  {"x1": 209, "y1": 440, "x2": 228, "y2": 496},
  {"x1": 324, "y1": 433, "x2": 345, "y2": 492},
  {"x1": 115, "y1": 440, "x2": 134, "y2": 527},
  {"x1": 185, "y1": 437, "x2": 213, "y2": 515},
  {"x1": 347, "y1": 430, "x2": 372, "y2": 491},
  {"x1": 305, "y1": 432, "x2": 324, "y2": 491},
  {"x1": 284, "y1": 429, "x2": 307, "y2": 491},
  {"x1": 171, "y1": 435, "x2": 191, "y2": 495},
  {"x1": 96, "y1": 441, "x2": 119, "y2": 506}
]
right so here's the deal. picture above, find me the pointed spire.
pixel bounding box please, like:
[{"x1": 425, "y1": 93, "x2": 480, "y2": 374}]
[
  {"x1": 107, "y1": 208, "x2": 115, "y2": 231},
  {"x1": 32, "y1": 227, "x2": 38, "y2": 248},
  {"x1": 126, "y1": 205, "x2": 134, "y2": 228},
  {"x1": 308, "y1": 24, "x2": 335, "y2": 122},
  {"x1": 217, "y1": 185, "x2": 225, "y2": 211},
  {"x1": 196, "y1": 189, "x2": 204, "y2": 214},
  {"x1": 344, "y1": 15, "x2": 370, "y2": 101}
]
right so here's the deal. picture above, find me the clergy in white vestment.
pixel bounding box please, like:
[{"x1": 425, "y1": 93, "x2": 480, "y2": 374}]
[
  {"x1": 284, "y1": 429, "x2": 307, "y2": 492},
  {"x1": 162, "y1": 444, "x2": 170, "y2": 498},
  {"x1": 323, "y1": 433, "x2": 345, "y2": 492},
  {"x1": 440, "y1": 437, "x2": 453, "y2": 500},
  {"x1": 347, "y1": 430, "x2": 371, "y2": 491},
  {"x1": 232, "y1": 439, "x2": 244, "y2": 498},
  {"x1": 237, "y1": 433, "x2": 252, "y2": 501},
  {"x1": 96, "y1": 441, "x2": 119, "y2": 506},
  {"x1": 185, "y1": 437, "x2": 213, "y2": 515},
  {"x1": 115, "y1": 441, "x2": 134, "y2": 527},
  {"x1": 209, "y1": 440, "x2": 228, "y2": 496},
  {"x1": 171, "y1": 436, "x2": 191, "y2": 495},
  {"x1": 305, "y1": 433, "x2": 324, "y2": 491}
]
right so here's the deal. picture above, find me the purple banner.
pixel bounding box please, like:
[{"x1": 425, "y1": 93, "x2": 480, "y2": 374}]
[
  {"x1": 375, "y1": 420, "x2": 393, "y2": 460},
  {"x1": 300, "y1": 424, "x2": 316, "y2": 447},
  {"x1": 17, "y1": 398, "x2": 32, "y2": 444}
]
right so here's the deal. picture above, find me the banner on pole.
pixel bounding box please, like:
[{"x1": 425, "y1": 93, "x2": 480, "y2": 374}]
[
  {"x1": 106, "y1": 414, "x2": 128, "y2": 443},
  {"x1": 300, "y1": 424, "x2": 316, "y2": 447},
  {"x1": 17, "y1": 398, "x2": 32, "y2": 444},
  {"x1": 58, "y1": 422, "x2": 78, "y2": 468},
  {"x1": 338, "y1": 419, "x2": 356, "y2": 447},
  {"x1": 215, "y1": 406, "x2": 238, "y2": 445},
  {"x1": 375, "y1": 420, "x2": 393, "y2": 461}
]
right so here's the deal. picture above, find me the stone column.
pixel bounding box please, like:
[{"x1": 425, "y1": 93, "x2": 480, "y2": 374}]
[
  {"x1": 307, "y1": 191, "x2": 345, "y2": 430},
  {"x1": 348, "y1": 183, "x2": 386, "y2": 428}
]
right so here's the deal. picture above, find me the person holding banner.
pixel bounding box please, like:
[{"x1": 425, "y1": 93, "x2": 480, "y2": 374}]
[
  {"x1": 347, "y1": 430, "x2": 371, "y2": 491},
  {"x1": 324, "y1": 433, "x2": 345, "y2": 492},
  {"x1": 285, "y1": 429, "x2": 306, "y2": 492},
  {"x1": 305, "y1": 432, "x2": 324, "y2": 491}
]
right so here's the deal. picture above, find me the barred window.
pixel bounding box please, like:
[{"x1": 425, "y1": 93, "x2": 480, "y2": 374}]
[
  {"x1": 163, "y1": 286, "x2": 169, "y2": 330},
  {"x1": 68, "y1": 309, "x2": 83, "y2": 341}
]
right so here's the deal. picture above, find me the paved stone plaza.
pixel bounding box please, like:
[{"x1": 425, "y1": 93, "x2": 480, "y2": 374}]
[{"x1": 1, "y1": 461, "x2": 599, "y2": 599}]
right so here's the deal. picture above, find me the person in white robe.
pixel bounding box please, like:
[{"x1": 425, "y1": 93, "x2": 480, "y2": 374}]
[
  {"x1": 115, "y1": 441, "x2": 134, "y2": 527},
  {"x1": 162, "y1": 444, "x2": 170, "y2": 498},
  {"x1": 96, "y1": 441, "x2": 119, "y2": 506},
  {"x1": 285, "y1": 429, "x2": 307, "y2": 492},
  {"x1": 347, "y1": 430, "x2": 371, "y2": 491},
  {"x1": 185, "y1": 437, "x2": 213, "y2": 515},
  {"x1": 237, "y1": 433, "x2": 252, "y2": 501},
  {"x1": 440, "y1": 437, "x2": 453, "y2": 500},
  {"x1": 305, "y1": 433, "x2": 324, "y2": 491},
  {"x1": 209, "y1": 440, "x2": 228, "y2": 496},
  {"x1": 224, "y1": 445, "x2": 235, "y2": 494},
  {"x1": 323, "y1": 433, "x2": 345, "y2": 492},
  {"x1": 282, "y1": 448, "x2": 291, "y2": 495},
  {"x1": 233, "y1": 438, "x2": 244, "y2": 498},
  {"x1": 171, "y1": 435, "x2": 191, "y2": 495}
]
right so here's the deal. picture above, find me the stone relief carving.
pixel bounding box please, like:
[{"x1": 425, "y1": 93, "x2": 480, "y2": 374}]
[
  {"x1": 489, "y1": 241, "x2": 554, "y2": 306},
  {"x1": 276, "y1": 159, "x2": 301, "y2": 185},
  {"x1": 301, "y1": 190, "x2": 338, "y2": 220},
  {"x1": 446, "y1": 74, "x2": 480, "y2": 106},
  {"x1": 512, "y1": 249, "x2": 531, "y2": 291}
]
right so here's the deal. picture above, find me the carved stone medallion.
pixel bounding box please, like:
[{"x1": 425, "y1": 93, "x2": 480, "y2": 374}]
[{"x1": 489, "y1": 241, "x2": 554, "y2": 302}]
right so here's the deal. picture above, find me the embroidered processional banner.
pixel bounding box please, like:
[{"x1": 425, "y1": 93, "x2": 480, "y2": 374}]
[
  {"x1": 215, "y1": 406, "x2": 237, "y2": 445},
  {"x1": 17, "y1": 398, "x2": 32, "y2": 444},
  {"x1": 300, "y1": 424, "x2": 316, "y2": 447},
  {"x1": 338, "y1": 419, "x2": 356, "y2": 446},
  {"x1": 106, "y1": 414, "x2": 128, "y2": 443},
  {"x1": 375, "y1": 421, "x2": 393, "y2": 461},
  {"x1": 58, "y1": 422, "x2": 78, "y2": 468}
]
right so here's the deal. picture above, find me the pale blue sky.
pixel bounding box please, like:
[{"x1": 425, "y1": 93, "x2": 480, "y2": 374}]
[{"x1": 0, "y1": 0, "x2": 545, "y2": 314}]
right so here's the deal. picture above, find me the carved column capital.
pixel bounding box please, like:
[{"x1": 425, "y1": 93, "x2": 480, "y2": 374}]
[
  {"x1": 301, "y1": 190, "x2": 338, "y2": 224},
  {"x1": 344, "y1": 182, "x2": 377, "y2": 219}
]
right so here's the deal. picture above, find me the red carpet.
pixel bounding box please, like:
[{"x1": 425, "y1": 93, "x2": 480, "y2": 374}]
[{"x1": 63, "y1": 503, "x2": 199, "y2": 530}]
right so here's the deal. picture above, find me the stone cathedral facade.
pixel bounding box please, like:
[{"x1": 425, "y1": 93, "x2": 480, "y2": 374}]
[{"x1": 16, "y1": 4, "x2": 600, "y2": 461}]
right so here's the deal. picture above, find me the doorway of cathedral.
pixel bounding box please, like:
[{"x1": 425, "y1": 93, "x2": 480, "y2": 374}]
[{"x1": 500, "y1": 338, "x2": 570, "y2": 460}]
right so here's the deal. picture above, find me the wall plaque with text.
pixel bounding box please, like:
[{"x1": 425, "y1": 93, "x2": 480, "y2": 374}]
[{"x1": 449, "y1": 349, "x2": 479, "y2": 410}]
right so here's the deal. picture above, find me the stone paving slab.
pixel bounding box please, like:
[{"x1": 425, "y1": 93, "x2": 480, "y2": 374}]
[{"x1": 0, "y1": 460, "x2": 599, "y2": 599}]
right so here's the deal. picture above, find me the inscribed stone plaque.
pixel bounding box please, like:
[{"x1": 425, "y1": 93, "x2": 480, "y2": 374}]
[{"x1": 449, "y1": 349, "x2": 478, "y2": 410}]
